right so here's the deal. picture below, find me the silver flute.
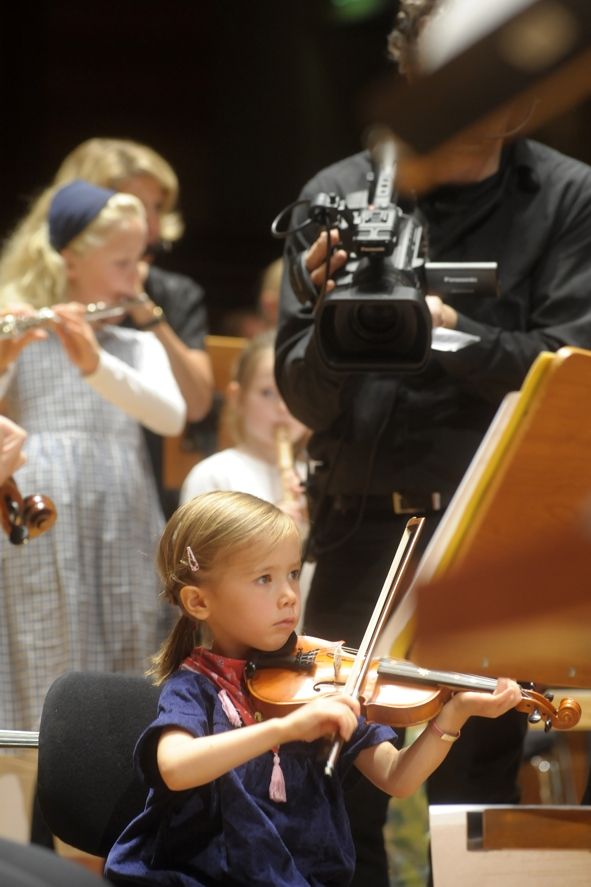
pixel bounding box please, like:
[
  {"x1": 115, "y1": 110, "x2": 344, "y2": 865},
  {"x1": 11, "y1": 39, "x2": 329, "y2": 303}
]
[
  {"x1": 0, "y1": 294, "x2": 149, "y2": 340},
  {"x1": 0, "y1": 729, "x2": 39, "y2": 748}
]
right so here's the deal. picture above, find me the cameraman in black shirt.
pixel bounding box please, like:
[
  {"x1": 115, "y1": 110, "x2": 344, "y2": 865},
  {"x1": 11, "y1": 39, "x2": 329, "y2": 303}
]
[{"x1": 275, "y1": 2, "x2": 591, "y2": 884}]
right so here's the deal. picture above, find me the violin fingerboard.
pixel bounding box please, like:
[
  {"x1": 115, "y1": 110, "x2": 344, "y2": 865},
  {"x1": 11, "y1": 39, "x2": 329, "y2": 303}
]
[{"x1": 377, "y1": 659, "x2": 499, "y2": 693}]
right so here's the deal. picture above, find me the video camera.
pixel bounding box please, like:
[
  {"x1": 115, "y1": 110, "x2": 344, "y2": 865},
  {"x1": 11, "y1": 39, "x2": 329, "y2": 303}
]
[
  {"x1": 308, "y1": 139, "x2": 429, "y2": 372},
  {"x1": 273, "y1": 139, "x2": 496, "y2": 372}
]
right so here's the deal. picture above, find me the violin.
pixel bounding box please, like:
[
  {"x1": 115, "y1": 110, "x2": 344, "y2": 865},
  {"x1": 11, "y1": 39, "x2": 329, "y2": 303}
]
[
  {"x1": 249, "y1": 517, "x2": 580, "y2": 777},
  {"x1": 0, "y1": 476, "x2": 57, "y2": 544},
  {"x1": 245, "y1": 634, "x2": 582, "y2": 732}
]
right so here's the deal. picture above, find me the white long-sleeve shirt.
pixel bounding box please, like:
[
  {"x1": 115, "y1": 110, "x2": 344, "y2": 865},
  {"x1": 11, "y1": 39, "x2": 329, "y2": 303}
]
[{"x1": 0, "y1": 326, "x2": 186, "y2": 436}]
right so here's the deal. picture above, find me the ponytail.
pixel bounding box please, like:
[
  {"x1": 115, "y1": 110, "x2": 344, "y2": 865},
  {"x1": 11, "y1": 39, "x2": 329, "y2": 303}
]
[{"x1": 148, "y1": 614, "x2": 200, "y2": 685}]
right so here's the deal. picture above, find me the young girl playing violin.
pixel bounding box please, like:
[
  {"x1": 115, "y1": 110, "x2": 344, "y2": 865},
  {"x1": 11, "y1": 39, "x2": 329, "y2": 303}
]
[{"x1": 105, "y1": 490, "x2": 521, "y2": 887}]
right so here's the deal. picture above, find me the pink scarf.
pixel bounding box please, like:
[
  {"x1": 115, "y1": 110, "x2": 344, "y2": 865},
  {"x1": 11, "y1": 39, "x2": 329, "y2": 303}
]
[{"x1": 182, "y1": 647, "x2": 287, "y2": 802}]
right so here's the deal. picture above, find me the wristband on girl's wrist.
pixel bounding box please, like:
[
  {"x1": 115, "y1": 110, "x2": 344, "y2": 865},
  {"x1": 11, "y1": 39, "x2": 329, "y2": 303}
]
[
  {"x1": 429, "y1": 720, "x2": 461, "y2": 743},
  {"x1": 136, "y1": 305, "x2": 165, "y2": 331}
]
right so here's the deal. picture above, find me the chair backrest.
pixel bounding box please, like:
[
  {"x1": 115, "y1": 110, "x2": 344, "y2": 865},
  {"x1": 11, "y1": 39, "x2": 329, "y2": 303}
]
[
  {"x1": 37, "y1": 671, "x2": 160, "y2": 858},
  {"x1": 162, "y1": 334, "x2": 247, "y2": 490},
  {"x1": 0, "y1": 836, "x2": 109, "y2": 886}
]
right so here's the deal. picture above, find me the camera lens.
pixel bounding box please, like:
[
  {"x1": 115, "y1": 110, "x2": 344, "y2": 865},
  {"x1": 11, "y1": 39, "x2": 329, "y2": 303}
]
[{"x1": 352, "y1": 303, "x2": 418, "y2": 352}]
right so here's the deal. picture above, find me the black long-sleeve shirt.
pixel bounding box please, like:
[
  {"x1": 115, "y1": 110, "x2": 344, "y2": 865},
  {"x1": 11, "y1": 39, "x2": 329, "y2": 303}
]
[{"x1": 275, "y1": 140, "x2": 591, "y2": 499}]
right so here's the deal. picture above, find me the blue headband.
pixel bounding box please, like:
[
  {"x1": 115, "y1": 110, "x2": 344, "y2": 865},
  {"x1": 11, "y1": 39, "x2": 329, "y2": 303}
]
[{"x1": 48, "y1": 180, "x2": 116, "y2": 251}]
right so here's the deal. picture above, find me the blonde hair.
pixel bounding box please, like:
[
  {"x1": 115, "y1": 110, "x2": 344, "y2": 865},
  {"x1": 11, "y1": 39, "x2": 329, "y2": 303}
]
[
  {"x1": 256, "y1": 257, "x2": 283, "y2": 327},
  {"x1": 0, "y1": 137, "x2": 181, "y2": 300},
  {"x1": 258, "y1": 257, "x2": 283, "y2": 297},
  {"x1": 54, "y1": 138, "x2": 182, "y2": 242},
  {"x1": 150, "y1": 490, "x2": 299, "y2": 684},
  {"x1": 0, "y1": 188, "x2": 145, "y2": 309},
  {"x1": 224, "y1": 329, "x2": 277, "y2": 445}
]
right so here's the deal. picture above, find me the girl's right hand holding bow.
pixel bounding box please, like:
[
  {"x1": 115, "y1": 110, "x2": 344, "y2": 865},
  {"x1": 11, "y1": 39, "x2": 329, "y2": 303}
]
[
  {"x1": 157, "y1": 693, "x2": 361, "y2": 793},
  {"x1": 279, "y1": 693, "x2": 361, "y2": 745}
]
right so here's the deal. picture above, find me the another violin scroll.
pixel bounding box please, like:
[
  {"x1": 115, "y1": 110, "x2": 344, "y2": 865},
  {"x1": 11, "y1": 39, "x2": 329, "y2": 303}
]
[{"x1": 0, "y1": 477, "x2": 57, "y2": 545}]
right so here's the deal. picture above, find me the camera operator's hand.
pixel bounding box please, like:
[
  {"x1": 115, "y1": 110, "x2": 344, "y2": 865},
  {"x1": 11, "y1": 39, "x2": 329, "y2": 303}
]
[
  {"x1": 426, "y1": 295, "x2": 458, "y2": 330},
  {"x1": 306, "y1": 229, "x2": 348, "y2": 295}
]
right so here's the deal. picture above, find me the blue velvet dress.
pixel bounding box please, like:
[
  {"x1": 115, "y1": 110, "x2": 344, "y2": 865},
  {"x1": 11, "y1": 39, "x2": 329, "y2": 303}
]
[{"x1": 105, "y1": 669, "x2": 397, "y2": 886}]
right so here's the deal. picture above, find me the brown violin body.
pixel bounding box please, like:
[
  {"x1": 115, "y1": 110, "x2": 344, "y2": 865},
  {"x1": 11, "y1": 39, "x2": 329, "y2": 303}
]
[
  {"x1": 246, "y1": 635, "x2": 582, "y2": 732},
  {"x1": 0, "y1": 476, "x2": 57, "y2": 545}
]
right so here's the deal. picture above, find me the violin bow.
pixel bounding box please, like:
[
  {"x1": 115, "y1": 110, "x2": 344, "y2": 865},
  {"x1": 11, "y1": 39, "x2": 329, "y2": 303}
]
[{"x1": 325, "y1": 515, "x2": 425, "y2": 776}]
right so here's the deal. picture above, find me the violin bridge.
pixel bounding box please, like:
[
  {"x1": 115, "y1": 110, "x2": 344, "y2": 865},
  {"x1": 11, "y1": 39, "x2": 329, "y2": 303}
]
[{"x1": 333, "y1": 645, "x2": 342, "y2": 682}]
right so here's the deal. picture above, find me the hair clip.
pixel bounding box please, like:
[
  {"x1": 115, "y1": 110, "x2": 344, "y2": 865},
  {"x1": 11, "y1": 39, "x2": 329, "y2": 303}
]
[{"x1": 186, "y1": 546, "x2": 199, "y2": 572}]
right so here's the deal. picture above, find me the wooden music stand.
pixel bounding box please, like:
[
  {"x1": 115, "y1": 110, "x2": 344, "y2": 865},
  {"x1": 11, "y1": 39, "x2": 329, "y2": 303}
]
[{"x1": 380, "y1": 346, "x2": 591, "y2": 689}]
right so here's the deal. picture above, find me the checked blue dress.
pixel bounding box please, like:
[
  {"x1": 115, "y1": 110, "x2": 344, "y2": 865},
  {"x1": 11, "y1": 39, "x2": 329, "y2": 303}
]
[{"x1": 0, "y1": 326, "x2": 177, "y2": 731}]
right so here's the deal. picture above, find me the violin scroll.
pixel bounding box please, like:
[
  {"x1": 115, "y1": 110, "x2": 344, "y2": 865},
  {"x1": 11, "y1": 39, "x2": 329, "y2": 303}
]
[
  {"x1": 520, "y1": 689, "x2": 582, "y2": 731},
  {"x1": 0, "y1": 477, "x2": 57, "y2": 545},
  {"x1": 552, "y1": 697, "x2": 582, "y2": 730}
]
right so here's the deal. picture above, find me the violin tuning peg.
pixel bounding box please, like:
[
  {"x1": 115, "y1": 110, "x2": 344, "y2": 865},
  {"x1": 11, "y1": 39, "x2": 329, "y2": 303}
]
[
  {"x1": 527, "y1": 709, "x2": 542, "y2": 724},
  {"x1": 22, "y1": 494, "x2": 57, "y2": 537},
  {"x1": 544, "y1": 718, "x2": 552, "y2": 733},
  {"x1": 9, "y1": 525, "x2": 28, "y2": 545},
  {"x1": 544, "y1": 691, "x2": 554, "y2": 702}
]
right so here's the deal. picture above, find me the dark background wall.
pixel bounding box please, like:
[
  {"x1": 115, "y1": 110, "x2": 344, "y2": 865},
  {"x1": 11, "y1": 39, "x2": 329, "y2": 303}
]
[{"x1": 3, "y1": 0, "x2": 591, "y2": 332}]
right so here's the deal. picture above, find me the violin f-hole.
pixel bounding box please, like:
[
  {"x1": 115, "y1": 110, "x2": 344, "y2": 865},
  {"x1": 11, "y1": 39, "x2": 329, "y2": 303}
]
[{"x1": 314, "y1": 681, "x2": 343, "y2": 694}]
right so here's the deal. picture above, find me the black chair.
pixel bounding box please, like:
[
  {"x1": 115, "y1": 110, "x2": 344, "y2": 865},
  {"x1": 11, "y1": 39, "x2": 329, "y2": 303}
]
[
  {"x1": 0, "y1": 836, "x2": 110, "y2": 886},
  {"x1": 37, "y1": 671, "x2": 161, "y2": 860}
]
